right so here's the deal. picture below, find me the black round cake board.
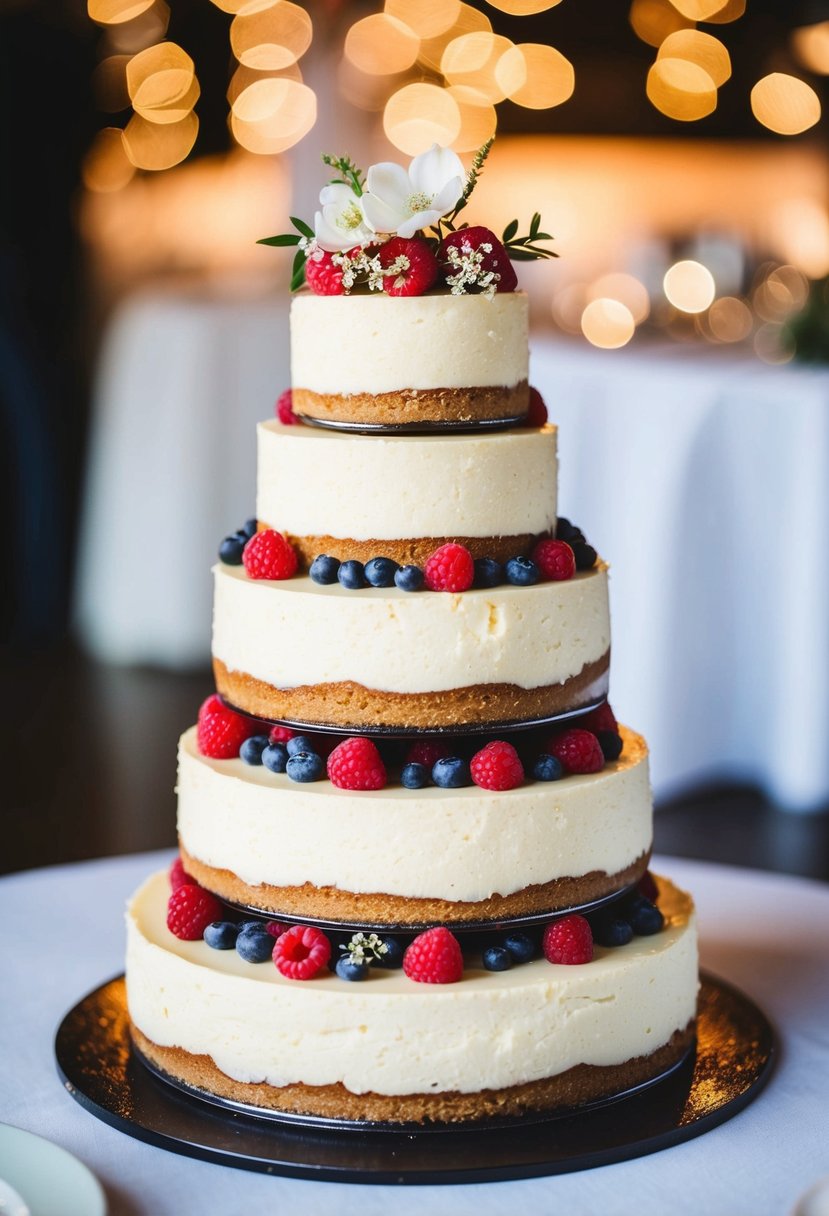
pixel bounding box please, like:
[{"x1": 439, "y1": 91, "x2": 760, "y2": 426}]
[{"x1": 55, "y1": 971, "x2": 775, "y2": 1185}]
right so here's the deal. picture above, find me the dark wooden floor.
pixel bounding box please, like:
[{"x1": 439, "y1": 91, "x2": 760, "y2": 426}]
[{"x1": 3, "y1": 644, "x2": 829, "y2": 881}]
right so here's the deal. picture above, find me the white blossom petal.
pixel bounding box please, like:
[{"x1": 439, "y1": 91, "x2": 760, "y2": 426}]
[
  {"x1": 314, "y1": 209, "x2": 368, "y2": 252},
  {"x1": 360, "y1": 191, "x2": 407, "y2": 235},
  {"x1": 397, "y1": 209, "x2": 442, "y2": 238},
  {"x1": 409, "y1": 144, "x2": 465, "y2": 197},
  {"x1": 319, "y1": 181, "x2": 358, "y2": 207},
  {"x1": 365, "y1": 162, "x2": 410, "y2": 209},
  {"x1": 431, "y1": 176, "x2": 464, "y2": 214}
]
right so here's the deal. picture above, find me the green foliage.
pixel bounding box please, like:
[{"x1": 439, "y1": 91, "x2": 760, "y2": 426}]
[{"x1": 502, "y1": 212, "x2": 558, "y2": 261}]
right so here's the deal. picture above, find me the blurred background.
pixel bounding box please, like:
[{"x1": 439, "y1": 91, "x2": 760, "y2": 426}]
[{"x1": 2, "y1": 0, "x2": 828, "y2": 877}]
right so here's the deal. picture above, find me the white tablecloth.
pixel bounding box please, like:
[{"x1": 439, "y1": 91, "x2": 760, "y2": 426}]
[
  {"x1": 74, "y1": 298, "x2": 829, "y2": 808},
  {"x1": 2, "y1": 852, "x2": 828, "y2": 1216}
]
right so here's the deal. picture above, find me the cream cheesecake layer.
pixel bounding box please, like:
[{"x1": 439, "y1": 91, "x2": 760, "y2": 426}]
[
  {"x1": 127, "y1": 872, "x2": 697, "y2": 1098},
  {"x1": 291, "y1": 291, "x2": 529, "y2": 396},
  {"x1": 176, "y1": 726, "x2": 651, "y2": 907},
  {"x1": 257, "y1": 420, "x2": 557, "y2": 543},
  {"x1": 212, "y1": 565, "x2": 610, "y2": 697}
]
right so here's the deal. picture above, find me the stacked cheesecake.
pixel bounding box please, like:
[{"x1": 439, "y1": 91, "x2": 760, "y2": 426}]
[{"x1": 125, "y1": 290, "x2": 699, "y2": 1125}]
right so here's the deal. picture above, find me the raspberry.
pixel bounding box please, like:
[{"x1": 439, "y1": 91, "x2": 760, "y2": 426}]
[
  {"x1": 424, "y1": 543, "x2": 474, "y2": 593},
  {"x1": 405, "y1": 740, "x2": 450, "y2": 768},
  {"x1": 578, "y1": 702, "x2": 618, "y2": 735},
  {"x1": 637, "y1": 871, "x2": 659, "y2": 903},
  {"x1": 377, "y1": 237, "x2": 439, "y2": 297},
  {"x1": 272, "y1": 924, "x2": 331, "y2": 979},
  {"x1": 167, "y1": 884, "x2": 224, "y2": 941},
  {"x1": 168, "y1": 855, "x2": 195, "y2": 891},
  {"x1": 531, "y1": 538, "x2": 576, "y2": 582},
  {"x1": 438, "y1": 226, "x2": 518, "y2": 293},
  {"x1": 197, "y1": 694, "x2": 258, "y2": 759},
  {"x1": 268, "y1": 725, "x2": 297, "y2": 745},
  {"x1": 275, "y1": 388, "x2": 297, "y2": 426},
  {"x1": 327, "y1": 736, "x2": 387, "y2": 791},
  {"x1": 523, "y1": 386, "x2": 548, "y2": 427},
  {"x1": 403, "y1": 927, "x2": 464, "y2": 984},
  {"x1": 470, "y1": 740, "x2": 524, "y2": 791},
  {"x1": 543, "y1": 915, "x2": 594, "y2": 965},
  {"x1": 265, "y1": 920, "x2": 291, "y2": 939},
  {"x1": 242, "y1": 529, "x2": 298, "y2": 581},
  {"x1": 305, "y1": 249, "x2": 345, "y2": 295},
  {"x1": 546, "y1": 728, "x2": 605, "y2": 775}
]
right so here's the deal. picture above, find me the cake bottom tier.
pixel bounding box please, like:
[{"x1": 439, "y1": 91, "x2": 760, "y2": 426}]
[{"x1": 126, "y1": 872, "x2": 698, "y2": 1125}]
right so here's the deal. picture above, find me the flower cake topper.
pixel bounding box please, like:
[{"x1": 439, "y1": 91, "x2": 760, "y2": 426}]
[{"x1": 259, "y1": 139, "x2": 557, "y2": 299}]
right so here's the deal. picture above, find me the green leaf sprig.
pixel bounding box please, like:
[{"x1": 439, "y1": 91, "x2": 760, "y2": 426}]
[
  {"x1": 257, "y1": 215, "x2": 314, "y2": 290},
  {"x1": 502, "y1": 212, "x2": 558, "y2": 261},
  {"x1": 321, "y1": 152, "x2": 365, "y2": 196}
]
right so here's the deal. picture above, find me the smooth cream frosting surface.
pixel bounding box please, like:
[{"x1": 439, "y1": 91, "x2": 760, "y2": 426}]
[
  {"x1": 126, "y1": 871, "x2": 698, "y2": 1096},
  {"x1": 257, "y1": 420, "x2": 557, "y2": 541},
  {"x1": 211, "y1": 564, "x2": 610, "y2": 694},
  {"x1": 176, "y1": 726, "x2": 652, "y2": 902},
  {"x1": 290, "y1": 292, "x2": 529, "y2": 395}
]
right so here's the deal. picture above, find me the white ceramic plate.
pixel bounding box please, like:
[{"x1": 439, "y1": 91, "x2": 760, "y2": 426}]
[{"x1": 0, "y1": 1125, "x2": 105, "y2": 1216}]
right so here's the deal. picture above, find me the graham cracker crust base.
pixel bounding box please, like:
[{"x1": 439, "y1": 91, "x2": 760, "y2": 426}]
[
  {"x1": 179, "y1": 846, "x2": 650, "y2": 924},
  {"x1": 293, "y1": 381, "x2": 529, "y2": 427},
  {"x1": 263, "y1": 531, "x2": 541, "y2": 569},
  {"x1": 213, "y1": 653, "x2": 610, "y2": 730},
  {"x1": 131, "y1": 1023, "x2": 695, "y2": 1124}
]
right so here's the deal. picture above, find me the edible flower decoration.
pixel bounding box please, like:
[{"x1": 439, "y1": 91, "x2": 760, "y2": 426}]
[{"x1": 259, "y1": 139, "x2": 557, "y2": 298}]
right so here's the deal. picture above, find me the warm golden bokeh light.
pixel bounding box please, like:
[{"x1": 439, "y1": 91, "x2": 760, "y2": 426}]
[
  {"x1": 646, "y1": 58, "x2": 716, "y2": 121},
  {"x1": 209, "y1": 0, "x2": 282, "y2": 13},
  {"x1": 754, "y1": 322, "x2": 793, "y2": 364},
  {"x1": 581, "y1": 298, "x2": 636, "y2": 348},
  {"x1": 770, "y1": 198, "x2": 829, "y2": 278},
  {"x1": 629, "y1": 0, "x2": 694, "y2": 48},
  {"x1": 707, "y1": 296, "x2": 753, "y2": 341},
  {"x1": 664, "y1": 259, "x2": 716, "y2": 312},
  {"x1": 792, "y1": 22, "x2": 829, "y2": 74},
  {"x1": 82, "y1": 127, "x2": 136, "y2": 193},
  {"x1": 668, "y1": 0, "x2": 733, "y2": 19},
  {"x1": 495, "y1": 44, "x2": 574, "y2": 109},
  {"x1": 588, "y1": 273, "x2": 650, "y2": 324},
  {"x1": 227, "y1": 62, "x2": 302, "y2": 107},
  {"x1": 122, "y1": 110, "x2": 199, "y2": 170},
  {"x1": 385, "y1": 0, "x2": 460, "y2": 40},
  {"x1": 702, "y1": 0, "x2": 745, "y2": 23},
  {"x1": 446, "y1": 85, "x2": 497, "y2": 152},
  {"x1": 127, "y1": 43, "x2": 199, "y2": 125},
  {"x1": 230, "y1": 77, "x2": 316, "y2": 154},
  {"x1": 88, "y1": 0, "x2": 154, "y2": 24},
  {"x1": 657, "y1": 30, "x2": 730, "y2": 87},
  {"x1": 337, "y1": 55, "x2": 393, "y2": 112},
  {"x1": 417, "y1": 3, "x2": 491, "y2": 73},
  {"x1": 484, "y1": 0, "x2": 563, "y2": 13},
  {"x1": 751, "y1": 73, "x2": 822, "y2": 135},
  {"x1": 100, "y1": 0, "x2": 169, "y2": 53},
  {"x1": 441, "y1": 32, "x2": 514, "y2": 103},
  {"x1": 92, "y1": 55, "x2": 131, "y2": 112},
  {"x1": 230, "y1": 1, "x2": 313, "y2": 71},
  {"x1": 754, "y1": 265, "x2": 810, "y2": 321},
  {"x1": 383, "y1": 82, "x2": 461, "y2": 155},
  {"x1": 344, "y1": 14, "x2": 420, "y2": 76}
]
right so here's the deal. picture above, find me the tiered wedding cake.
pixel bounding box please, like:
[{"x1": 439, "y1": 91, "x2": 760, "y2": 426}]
[{"x1": 124, "y1": 145, "x2": 698, "y2": 1125}]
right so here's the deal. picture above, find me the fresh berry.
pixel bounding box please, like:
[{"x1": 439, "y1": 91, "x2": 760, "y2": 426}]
[
  {"x1": 242, "y1": 518, "x2": 258, "y2": 540},
  {"x1": 204, "y1": 921, "x2": 239, "y2": 950},
  {"x1": 169, "y1": 855, "x2": 194, "y2": 891},
  {"x1": 197, "y1": 694, "x2": 258, "y2": 760},
  {"x1": 405, "y1": 740, "x2": 450, "y2": 768},
  {"x1": 573, "y1": 541, "x2": 598, "y2": 571},
  {"x1": 305, "y1": 249, "x2": 345, "y2": 296},
  {"x1": 597, "y1": 730, "x2": 624, "y2": 761},
  {"x1": 546, "y1": 729, "x2": 605, "y2": 775},
  {"x1": 272, "y1": 924, "x2": 331, "y2": 979},
  {"x1": 470, "y1": 740, "x2": 524, "y2": 791},
  {"x1": 309, "y1": 554, "x2": 340, "y2": 585},
  {"x1": 523, "y1": 386, "x2": 548, "y2": 427},
  {"x1": 401, "y1": 762, "x2": 430, "y2": 789},
  {"x1": 265, "y1": 920, "x2": 290, "y2": 939},
  {"x1": 287, "y1": 735, "x2": 316, "y2": 757},
  {"x1": 364, "y1": 556, "x2": 399, "y2": 588},
  {"x1": 473, "y1": 556, "x2": 502, "y2": 588},
  {"x1": 403, "y1": 926, "x2": 464, "y2": 984},
  {"x1": 592, "y1": 916, "x2": 633, "y2": 948},
  {"x1": 327, "y1": 737, "x2": 387, "y2": 791},
  {"x1": 276, "y1": 388, "x2": 297, "y2": 425},
  {"x1": 219, "y1": 534, "x2": 246, "y2": 565},
  {"x1": 240, "y1": 734, "x2": 270, "y2": 765},
  {"x1": 377, "y1": 236, "x2": 439, "y2": 297},
  {"x1": 542, "y1": 915, "x2": 594, "y2": 965},
  {"x1": 637, "y1": 871, "x2": 659, "y2": 903},
  {"x1": 167, "y1": 884, "x2": 224, "y2": 941},
  {"x1": 424, "y1": 543, "x2": 474, "y2": 593},
  {"x1": 531, "y1": 538, "x2": 576, "y2": 582},
  {"x1": 286, "y1": 751, "x2": 324, "y2": 783},
  {"x1": 375, "y1": 936, "x2": 404, "y2": 969},
  {"x1": 503, "y1": 931, "x2": 535, "y2": 964},
  {"x1": 432, "y1": 756, "x2": 470, "y2": 788},
  {"x1": 242, "y1": 529, "x2": 298, "y2": 581},
  {"x1": 236, "y1": 923, "x2": 275, "y2": 963},
  {"x1": 335, "y1": 955, "x2": 369, "y2": 982},
  {"x1": 394, "y1": 564, "x2": 424, "y2": 592},
  {"x1": 629, "y1": 898, "x2": 664, "y2": 936},
  {"x1": 483, "y1": 945, "x2": 513, "y2": 972},
  {"x1": 556, "y1": 517, "x2": 585, "y2": 545},
  {"x1": 505, "y1": 555, "x2": 539, "y2": 586},
  {"x1": 338, "y1": 559, "x2": 365, "y2": 589},
  {"x1": 438, "y1": 226, "x2": 518, "y2": 293},
  {"x1": 533, "y1": 754, "x2": 564, "y2": 781},
  {"x1": 269, "y1": 725, "x2": 297, "y2": 744},
  {"x1": 579, "y1": 702, "x2": 618, "y2": 735},
  {"x1": 262, "y1": 742, "x2": 288, "y2": 773}
]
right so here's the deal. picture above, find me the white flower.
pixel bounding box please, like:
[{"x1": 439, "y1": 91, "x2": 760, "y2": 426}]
[
  {"x1": 360, "y1": 144, "x2": 465, "y2": 239},
  {"x1": 314, "y1": 182, "x2": 375, "y2": 252}
]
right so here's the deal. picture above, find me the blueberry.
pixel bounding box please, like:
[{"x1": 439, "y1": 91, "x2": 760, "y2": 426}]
[
  {"x1": 243, "y1": 518, "x2": 258, "y2": 540},
  {"x1": 286, "y1": 751, "x2": 324, "y2": 783},
  {"x1": 572, "y1": 542, "x2": 597, "y2": 571},
  {"x1": 287, "y1": 735, "x2": 316, "y2": 757},
  {"x1": 474, "y1": 557, "x2": 503, "y2": 588},
  {"x1": 483, "y1": 945, "x2": 513, "y2": 972},
  {"x1": 236, "y1": 923, "x2": 274, "y2": 963},
  {"x1": 401, "y1": 762, "x2": 430, "y2": 789},
  {"x1": 219, "y1": 535, "x2": 246, "y2": 565},
  {"x1": 204, "y1": 921, "x2": 239, "y2": 950},
  {"x1": 240, "y1": 734, "x2": 270, "y2": 765},
  {"x1": 262, "y1": 742, "x2": 288, "y2": 773},
  {"x1": 335, "y1": 955, "x2": 369, "y2": 982},
  {"x1": 505, "y1": 555, "x2": 540, "y2": 586},
  {"x1": 394, "y1": 565, "x2": 424, "y2": 592},
  {"x1": 597, "y1": 730, "x2": 624, "y2": 762},
  {"x1": 364, "y1": 557, "x2": 399, "y2": 588},
  {"x1": 338, "y1": 560, "x2": 366, "y2": 589},
  {"x1": 592, "y1": 916, "x2": 634, "y2": 947},
  {"x1": 375, "y1": 937, "x2": 404, "y2": 969},
  {"x1": 310, "y1": 554, "x2": 341, "y2": 585},
  {"x1": 432, "y1": 757, "x2": 470, "y2": 788},
  {"x1": 533, "y1": 753, "x2": 564, "y2": 781},
  {"x1": 556, "y1": 517, "x2": 585, "y2": 545},
  {"x1": 629, "y1": 898, "x2": 664, "y2": 936},
  {"x1": 503, "y1": 931, "x2": 535, "y2": 964}
]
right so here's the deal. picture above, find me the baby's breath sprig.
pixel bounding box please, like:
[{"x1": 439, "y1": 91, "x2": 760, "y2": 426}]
[
  {"x1": 501, "y1": 212, "x2": 558, "y2": 261},
  {"x1": 340, "y1": 932, "x2": 389, "y2": 964},
  {"x1": 321, "y1": 152, "x2": 366, "y2": 197}
]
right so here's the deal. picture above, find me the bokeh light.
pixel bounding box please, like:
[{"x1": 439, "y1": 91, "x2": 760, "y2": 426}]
[
  {"x1": 82, "y1": 127, "x2": 136, "y2": 193},
  {"x1": 702, "y1": 0, "x2": 745, "y2": 23},
  {"x1": 792, "y1": 22, "x2": 829, "y2": 74},
  {"x1": 227, "y1": 62, "x2": 302, "y2": 107},
  {"x1": 383, "y1": 82, "x2": 461, "y2": 155},
  {"x1": 446, "y1": 85, "x2": 497, "y2": 152},
  {"x1": 88, "y1": 0, "x2": 155, "y2": 24},
  {"x1": 657, "y1": 30, "x2": 731, "y2": 87},
  {"x1": 441, "y1": 32, "x2": 514, "y2": 103},
  {"x1": 646, "y1": 58, "x2": 716, "y2": 121},
  {"x1": 230, "y1": 76, "x2": 316, "y2": 154},
  {"x1": 417, "y1": 3, "x2": 491, "y2": 73},
  {"x1": 664, "y1": 260, "x2": 716, "y2": 312},
  {"x1": 588, "y1": 273, "x2": 650, "y2": 324},
  {"x1": 122, "y1": 110, "x2": 199, "y2": 170},
  {"x1": 751, "y1": 73, "x2": 821, "y2": 135},
  {"x1": 231, "y1": 1, "x2": 313, "y2": 71},
  {"x1": 92, "y1": 55, "x2": 131, "y2": 112},
  {"x1": 668, "y1": 0, "x2": 733, "y2": 19},
  {"x1": 101, "y1": 0, "x2": 169, "y2": 53},
  {"x1": 127, "y1": 42, "x2": 199, "y2": 125},
  {"x1": 385, "y1": 0, "x2": 460, "y2": 40},
  {"x1": 495, "y1": 44, "x2": 574, "y2": 109},
  {"x1": 484, "y1": 0, "x2": 563, "y2": 13},
  {"x1": 209, "y1": 0, "x2": 282, "y2": 12},
  {"x1": 754, "y1": 322, "x2": 793, "y2": 365},
  {"x1": 581, "y1": 298, "x2": 636, "y2": 348},
  {"x1": 629, "y1": 0, "x2": 694, "y2": 48},
  {"x1": 771, "y1": 199, "x2": 829, "y2": 278},
  {"x1": 344, "y1": 14, "x2": 419, "y2": 76},
  {"x1": 707, "y1": 296, "x2": 753, "y2": 341}
]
